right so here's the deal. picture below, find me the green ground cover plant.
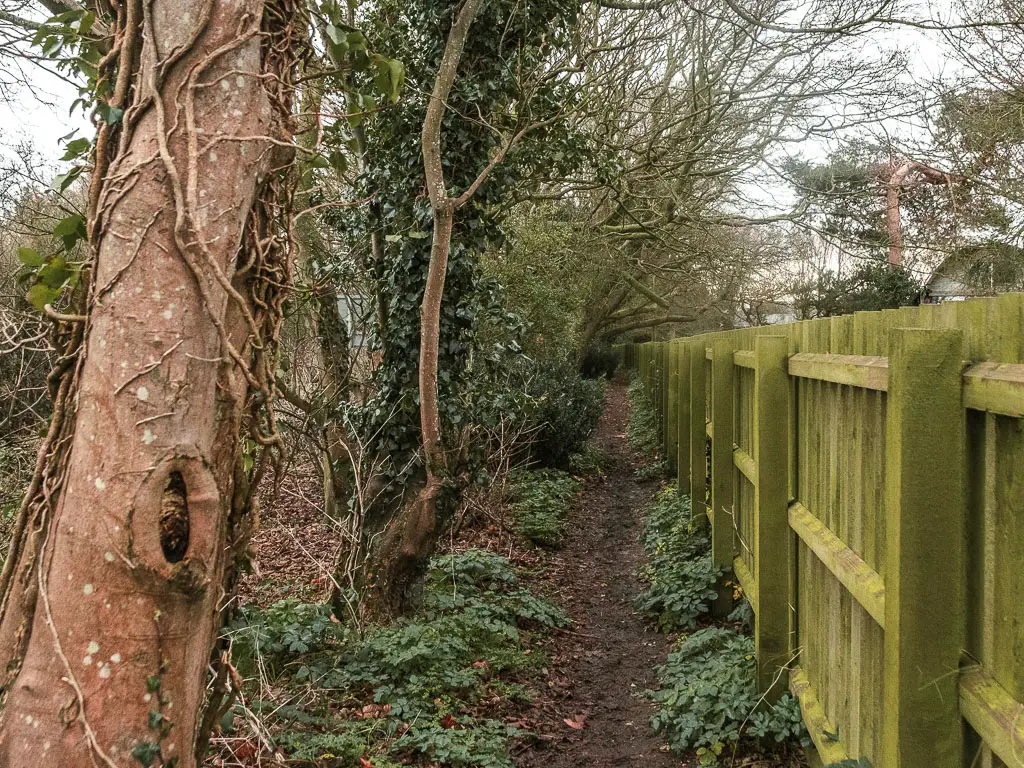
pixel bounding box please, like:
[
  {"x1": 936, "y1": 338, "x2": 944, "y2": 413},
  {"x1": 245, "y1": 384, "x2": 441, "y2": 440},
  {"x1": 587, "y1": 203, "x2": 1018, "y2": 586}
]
[
  {"x1": 634, "y1": 486, "x2": 719, "y2": 630},
  {"x1": 626, "y1": 375, "x2": 667, "y2": 478},
  {"x1": 650, "y1": 627, "x2": 810, "y2": 764},
  {"x1": 226, "y1": 549, "x2": 567, "y2": 767},
  {"x1": 629, "y1": 466, "x2": 809, "y2": 764},
  {"x1": 508, "y1": 468, "x2": 581, "y2": 548}
]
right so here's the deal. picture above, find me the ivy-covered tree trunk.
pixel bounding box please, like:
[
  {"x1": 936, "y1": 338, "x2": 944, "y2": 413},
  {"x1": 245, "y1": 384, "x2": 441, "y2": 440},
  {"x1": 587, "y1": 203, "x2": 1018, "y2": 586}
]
[
  {"x1": 347, "y1": 0, "x2": 584, "y2": 618},
  {"x1": 0, "y1": 1, "x2": 296, "y2": 764},
  {"x1": 359, "y1": 0, "x2": 485, "y2": 620}
]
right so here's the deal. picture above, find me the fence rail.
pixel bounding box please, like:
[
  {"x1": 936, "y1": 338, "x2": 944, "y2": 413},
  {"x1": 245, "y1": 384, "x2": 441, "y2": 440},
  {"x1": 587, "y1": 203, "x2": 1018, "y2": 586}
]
[{"x1": 619, "y1": 293, "x2": 1024, "y2": 768}]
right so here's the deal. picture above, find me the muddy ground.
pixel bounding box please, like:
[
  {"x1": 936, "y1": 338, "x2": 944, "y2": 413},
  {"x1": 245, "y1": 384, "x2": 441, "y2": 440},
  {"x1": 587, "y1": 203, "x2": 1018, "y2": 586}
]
[{"x1": 516, "y1": 379, "x2": 683, "y2": 768}]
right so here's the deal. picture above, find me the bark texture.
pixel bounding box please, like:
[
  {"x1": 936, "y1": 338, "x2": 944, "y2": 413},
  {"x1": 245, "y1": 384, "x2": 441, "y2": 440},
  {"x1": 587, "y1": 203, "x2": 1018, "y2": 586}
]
[{"x1": 0, "y1": 1, "x2": 294, "y2": 764}]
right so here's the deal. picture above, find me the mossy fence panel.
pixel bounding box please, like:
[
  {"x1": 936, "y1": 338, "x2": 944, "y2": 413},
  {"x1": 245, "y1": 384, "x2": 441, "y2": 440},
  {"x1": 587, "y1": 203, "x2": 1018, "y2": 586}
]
[{"x1": 619, "y1": 292, "x2": 1024, "y2": 768}]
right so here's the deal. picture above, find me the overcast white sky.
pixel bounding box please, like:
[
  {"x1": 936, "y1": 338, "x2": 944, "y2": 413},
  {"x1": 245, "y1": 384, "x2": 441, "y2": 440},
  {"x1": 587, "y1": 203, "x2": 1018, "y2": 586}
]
[
  {"x1": 0, "y1": 1, "x2": 968, "y2": 190},
  {"x1": 0, "y1": 62, "x2": 91, "y2": 173}
]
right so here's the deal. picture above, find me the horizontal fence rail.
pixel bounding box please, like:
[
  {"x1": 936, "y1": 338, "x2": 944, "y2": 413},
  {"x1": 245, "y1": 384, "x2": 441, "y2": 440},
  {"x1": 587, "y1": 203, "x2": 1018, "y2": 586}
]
[{"x1": 618, "y1": 292, "x2": 1024, "y2": 768}]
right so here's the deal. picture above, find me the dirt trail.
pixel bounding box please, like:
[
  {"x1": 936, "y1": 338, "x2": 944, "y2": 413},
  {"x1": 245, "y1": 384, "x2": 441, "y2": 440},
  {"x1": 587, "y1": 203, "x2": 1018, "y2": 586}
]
[{"x1": 518, "y1": 378, "x2": 683, "y2": 768}]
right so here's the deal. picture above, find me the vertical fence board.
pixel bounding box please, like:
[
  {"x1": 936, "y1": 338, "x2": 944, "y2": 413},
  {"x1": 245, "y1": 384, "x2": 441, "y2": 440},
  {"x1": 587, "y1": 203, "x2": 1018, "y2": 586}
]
[
  {"x1": 711, "y1": 337, "x2": 736, "y2": 616},
  {"x1": 882, "y1": 328, "x2": 966, "y2": 768},
  {"x1": 677, "y1": 342, "x2": 692, "y2": 494},
  {"x1": 689, "y1": 339, "x2": 708, "y2": 526},
  {"x1": 754, "y1": 336, "x2": 791, "y2": 698},
  {"x1": 667, "y1": 342, "x2": 680, "y2": 471}
]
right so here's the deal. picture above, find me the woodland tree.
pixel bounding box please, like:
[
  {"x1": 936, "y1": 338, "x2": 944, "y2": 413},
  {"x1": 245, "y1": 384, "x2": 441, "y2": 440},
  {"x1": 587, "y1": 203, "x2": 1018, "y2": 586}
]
[
  {"x1": 332, "y1": 0, "x2": 586, "y2": 617},
  {"x1": 0, "y1": 1, "x2": 298, "y2": 764}
]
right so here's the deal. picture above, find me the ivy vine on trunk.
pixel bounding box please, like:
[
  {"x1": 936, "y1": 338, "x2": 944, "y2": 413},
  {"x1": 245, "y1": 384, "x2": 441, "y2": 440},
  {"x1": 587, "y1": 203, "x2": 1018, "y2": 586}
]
[{"x1": 0, "y1": 1, "x2": 298, "y2": 764}]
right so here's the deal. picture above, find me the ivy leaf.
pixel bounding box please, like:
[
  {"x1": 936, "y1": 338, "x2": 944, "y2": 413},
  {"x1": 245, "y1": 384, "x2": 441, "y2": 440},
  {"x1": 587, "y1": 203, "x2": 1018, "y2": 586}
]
[
  {"x1": 328, "y1": 150, "x2": 347, "y2": 174},
  {"x1": 52, "y1": 166, "x2": 84, "y2": 192},
  {"x1": 324, "y1": 24, "x2": 350, "y2": 65},
  {"x1": 387, "y1": 59, "x2": 405, "y2": 102},
  {"x1": 53, "y1": 213, "x2": 87, "y2": 249},
  {"x1": 41, "y1": 36, "x2": 62, "y2": 57},
  {"x1": 17, "y1": 247, "x2": 44, "y2": 267},
  {"x1": 130, "y1": 741, "x2": 162, "y2": 768},
  {"x1": 38, "y1": 257, "x2": 70, "y2": 289},
  {"x1": 60, "y1": 137, "x2": 91, "y2": 161},
  {"x1": 324, "y1": 23, "x2": 346, "y2": 44},
  {"x1": 25, "y1": 283, "x2": 59, "y2": 311},
  {"x1": 369, "y1": 54, "x2": 404, "y2": 104},
  {"x1": 308, "y1": 154, "x2": 332, "y2": 170},
  {"x1": 94, "y1": 102, "x2": 124, "y2": 125}
]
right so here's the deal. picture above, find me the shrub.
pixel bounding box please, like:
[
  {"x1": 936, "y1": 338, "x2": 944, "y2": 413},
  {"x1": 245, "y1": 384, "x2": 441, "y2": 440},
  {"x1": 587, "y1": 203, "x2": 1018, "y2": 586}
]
[
  {"x1": 635, "y1": 486, "x2": 719, "y2": 630},
  {"x1": 580, "y1": 344, "x2": 620, "y2": 380},
  {"x1": 526, "y1": 361, "x2": 606, "y2": 468},
  {"x1": 650, "y1": 627, "x2": 810, "y2": 760},
  {"x1": 226, "y1": 550, "x2": 567, "y2": 767},
  {"x1": 472, "y1": 358, "x2": 606, "y2": 471},
  {"x1": 509, "y1": 469, "x2": 581, "y2": 548}
]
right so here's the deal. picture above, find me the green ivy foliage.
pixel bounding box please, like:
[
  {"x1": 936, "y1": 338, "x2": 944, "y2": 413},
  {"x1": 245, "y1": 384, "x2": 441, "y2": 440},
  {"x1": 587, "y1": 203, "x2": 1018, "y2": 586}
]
[
  {"x1": 331, "y1": 0, "x2": 591, "y2": 479},
  {"x1": 226, "y1": 549, "x2": 567, "y2": 766},
  {"x1": 634, "y1": 486, "x2": 719, "y2": 631},
  {"x1": 627, "y1": 375, "x2": 667, "y2": 479},
  {"x1": 650, "y1": 627, "x2": 810, "y2": 761}
]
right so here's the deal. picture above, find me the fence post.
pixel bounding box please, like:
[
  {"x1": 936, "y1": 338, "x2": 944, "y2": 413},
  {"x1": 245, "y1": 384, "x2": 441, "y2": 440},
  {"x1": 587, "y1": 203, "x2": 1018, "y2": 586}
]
[
  {"x1": 710, "y1": 337, "x2": 736, "y2": 617},
  {"x1": 882, "y1": 328, "x2": 965, "y2": 768},
  {"x1": 677, "y1": 343, "x2": 692, "y2": 495},
  {"x1": 659, "y1": 343, "x2": 669, "y2": 445},
  {"x1": 666, "y1": 343, "x2": 680, "y2": 471},
  {"x1": 651, "y1": 344, "x2": 661, "y2": 436},
  {"x1": 689, "y1": 339, "x2": 707, "y2": 526},
  {"x1": 753, "y1": 335, "x2": 791, "y2": 700}
]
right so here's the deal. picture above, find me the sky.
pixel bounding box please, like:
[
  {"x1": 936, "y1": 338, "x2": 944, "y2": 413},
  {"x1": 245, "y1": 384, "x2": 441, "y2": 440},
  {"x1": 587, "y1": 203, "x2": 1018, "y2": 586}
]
[
  {"x1": 0, "y1": 2, "x2": 965, "y2": 166},
  {"x1": 0, "y1": 0, "x2": 976, "y2": 229},
  {"x1": 0, "y1": 62, "x2": 91, "y2": 174}
]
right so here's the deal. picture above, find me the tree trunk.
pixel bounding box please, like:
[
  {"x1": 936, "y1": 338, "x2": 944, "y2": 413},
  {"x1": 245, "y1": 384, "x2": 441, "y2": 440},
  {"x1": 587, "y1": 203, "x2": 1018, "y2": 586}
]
[
  {"x1": 359, "y1": 0, "x2": 485, "y2": 619},
  {"x1": 316, "y1": 289, "x2": 352, "y2": 520},
  {"x1": 0, "y1": 2, "x2": 295, "y2": 765},
  {"x1": 360, "y1": 203, "x2": 454, "y2": 620}
]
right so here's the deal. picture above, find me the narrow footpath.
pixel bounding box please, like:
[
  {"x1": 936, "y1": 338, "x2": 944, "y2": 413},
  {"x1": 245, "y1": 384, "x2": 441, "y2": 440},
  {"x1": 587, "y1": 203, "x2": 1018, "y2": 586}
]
[{"x1": 518, "y1": 378, "x2": 683, "y2": 768}]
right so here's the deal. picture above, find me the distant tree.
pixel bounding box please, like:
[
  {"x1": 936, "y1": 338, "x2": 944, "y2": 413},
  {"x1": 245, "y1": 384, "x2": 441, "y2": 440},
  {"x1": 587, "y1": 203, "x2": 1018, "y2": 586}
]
[{"x1": 792, "y1": 261, "x2": 921, "y2": 319}]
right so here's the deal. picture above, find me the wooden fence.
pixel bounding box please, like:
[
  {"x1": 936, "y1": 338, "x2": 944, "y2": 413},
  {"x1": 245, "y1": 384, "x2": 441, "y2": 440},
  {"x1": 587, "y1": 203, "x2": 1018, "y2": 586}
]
[{"x1": 619, "y1": 293, "x2": 1024, "y2": 768}]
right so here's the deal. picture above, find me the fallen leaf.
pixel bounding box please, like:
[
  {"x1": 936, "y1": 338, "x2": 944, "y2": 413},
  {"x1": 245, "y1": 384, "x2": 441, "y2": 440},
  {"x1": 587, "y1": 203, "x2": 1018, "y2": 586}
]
[{"x1": 563, "y1": 715, "x2": 586, "y2": 730}]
